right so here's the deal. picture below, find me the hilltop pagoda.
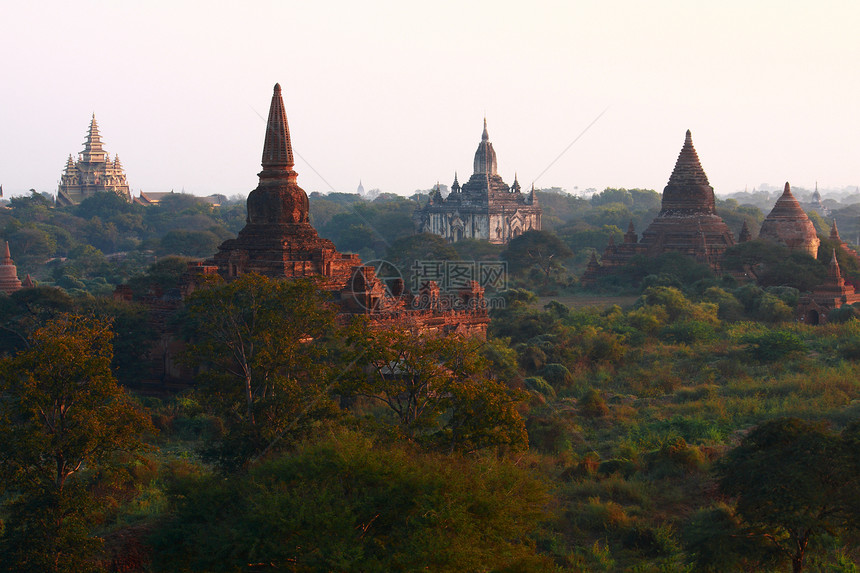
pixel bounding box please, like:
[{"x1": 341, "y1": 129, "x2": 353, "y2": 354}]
[
  {"x1": 413, "y1": 119, "x2": 541, "y2": 244},
  {"x1": 57, "y1": 115, "x2": 132, "y2": 206}
]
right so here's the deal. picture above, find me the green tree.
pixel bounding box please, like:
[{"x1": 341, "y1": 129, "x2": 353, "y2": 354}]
[
  {"x1": 181, "y1": 274, "x2": 340, "y2": 470},
  {"x1": 502, "y1": 230, "x2": 573, "y2": 285},
  {"x1": 716, "y1": 418, "x2": 856, "y2": 573},
  {"x1": 149, "y1": 430, "x2": 553, "y2": 573},
  {"x1": 343, "y1": 327, "x2": 527, "y2": 452},
  {"x1": 0, "y1": 314, "x2": 153, "y2": 572}
]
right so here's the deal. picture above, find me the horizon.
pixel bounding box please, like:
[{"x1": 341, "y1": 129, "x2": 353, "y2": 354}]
[{"x1": 2, "y1": 1, "x2": 859, "y2": 200}]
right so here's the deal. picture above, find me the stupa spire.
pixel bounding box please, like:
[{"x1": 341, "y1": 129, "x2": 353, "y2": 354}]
[
  {"x1": 81, "y1": 114, "x2": 106, "y2": 163},
  {"x1": 739, "y1": 220, "x2": 752, "y2": 242},
  {"x1": 831, "y1": 219, "x2": 841, "y2": 241},
  {"x1": 261, "y1": 83, "x2": 295, "y2": 175},
  {"x1": 473, "y1": 118, "x2": 498, "y2": 175},
  {"x1": 667, "y1": 130, "x2": 711, "y2": 189}
]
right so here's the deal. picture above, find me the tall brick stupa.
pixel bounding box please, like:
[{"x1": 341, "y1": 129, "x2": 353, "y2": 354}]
[
  {"x1": 582, "y1": 130, "x2": 735, "y2": 284},
  {"x1": 637, "y1": 130, "x2": 735, "y2": 265},
  {"x1": 211, "y1": 84, "x2": 360, "y2": 285}
]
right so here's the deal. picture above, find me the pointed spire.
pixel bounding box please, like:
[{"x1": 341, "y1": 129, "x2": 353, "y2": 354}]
[
  {"x1": 261, "y1": 83, "x2": 295, "y2": 174},
  {"x1": 473, "y1": 118, "x2": 498, "y2": 175},
  {"x1": 739, "y1": 220, "x2": 752, "y2": 242},
  {"x1": 3, "y1": 240, "x2": 11, "y2": 263},
  {"x1": 81, "y1": 114, "x2": 106, "y2": 162},
  {"x1": 667, "y1": 130, "x2": 711, "y2": 188},
  {"x1": 831, "y1": 219, "x2": 841, "y2": 241},
  {"x1": 828, "y1": 249, "x2": 844, "y2": 284},
  {"x1": 451, "y1": 172, "x2": 460, "y2": 192},
  {"x1": 624, "y1": 220, "x2": 638, "y2": 244},
  {"x1": 511, "y1": 172, "x2": 521, "y2": 193}
]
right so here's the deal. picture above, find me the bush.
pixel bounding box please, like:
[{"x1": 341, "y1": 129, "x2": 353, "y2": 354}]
[
  {"x1": 744, "y1": 330, "x2": 806, "y2": 362},
  {"x1": 660, "y1": 320, "x2": 718, "y2": 344},
  {"x1": 580, "y1": 389, "x2": 609, "y2": 418},
  {"x1": 539, "y1": 363, "x2": 573, "y2": 387}
]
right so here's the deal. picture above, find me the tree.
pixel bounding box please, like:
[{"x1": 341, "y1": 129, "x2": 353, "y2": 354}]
[
  {"x1": 502, "y1": 230, "x2": 573, "y2": 285},
  {"x1": 0, "y1": 314, "x2": 153, "y2": 572},
  {"x1": 342, "y1": 327, "x2": 527, "y2": 453},
  {"x1": 715, "y1": 418, "x2": 857, "y2": 573},
  {"x1": 384, "y1": 233, "x2": 458, "y2": 291},
  {"x1": 149, "y1": 430, "x2": 554, "y2": 573},
  {"x1": 181, "y1": 274, "x2": 341, "y2": 470}
]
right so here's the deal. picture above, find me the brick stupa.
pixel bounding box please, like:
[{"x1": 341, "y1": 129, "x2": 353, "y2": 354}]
[
  {"x1": 638, "y1": 130, "x2": 735, "y2": 264},
  {"x1": 212, "y1": 84, "x2": 360, "y2": 285},
  {"x1": 759, "y1": 182, "x2": 820, "y2": 258},
  {"x1": 0, "y1": 241, "x2": 23, "y2": 295},
  {"x1": 582, "y1": 130, "x2": 735, "y2": 285},
  {"x1": 798, "y1": 250, "x2": 860, "y2": 324}
]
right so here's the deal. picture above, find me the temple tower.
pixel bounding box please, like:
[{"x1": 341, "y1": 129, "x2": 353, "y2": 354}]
[
  {"x1": 57, "y1": 115, "x2": 132, "y2": 205},
  {"x1": 638, "y1": 130, "x2": 735, "y2": 264},
  {"x1": 211, "y1": 84, "x2": 360, "y2": 284},
  {"x1": 759, "y1": 182, "x2": 820, "y2": 258},
  {"x1": 413, "y1": 119, "x2": 541, "y2": 244}
]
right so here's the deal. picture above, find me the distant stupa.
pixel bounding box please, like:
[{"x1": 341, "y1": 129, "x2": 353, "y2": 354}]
[{"x1": 0, "y1": 241, "x2": 23, "y2": 295}]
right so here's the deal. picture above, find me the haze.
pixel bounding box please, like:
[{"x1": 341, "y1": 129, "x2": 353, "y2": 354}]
[{"x1": 2, "y1": 0, "x2": 859, "y2": 199}]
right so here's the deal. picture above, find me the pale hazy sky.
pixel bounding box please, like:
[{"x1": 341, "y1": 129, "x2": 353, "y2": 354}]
[{"x1": 2, "y1": 1, "x2": 859, "y2": 199}]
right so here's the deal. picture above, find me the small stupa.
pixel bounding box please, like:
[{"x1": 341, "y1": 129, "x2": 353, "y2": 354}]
[
  {"x1": 758, "y1": 182, "x2": 820, "y2": 258},
  {"x1": 0, "y1": 241, "x2": 23, "y2": 295}
]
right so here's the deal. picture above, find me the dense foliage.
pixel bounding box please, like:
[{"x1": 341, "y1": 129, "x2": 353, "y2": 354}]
[{"x1": 3, "y1": 188, "x2": 860, "y2": 570}]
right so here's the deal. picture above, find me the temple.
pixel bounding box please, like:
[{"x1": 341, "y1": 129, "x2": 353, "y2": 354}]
[
  {"x1": 582, "y1": 130, "x2": 736, "y2": 284},
  {"x1": 413, "y1": 119, "x2": 541, "y2": 244},
  {"x1": 207, "y1": 84, "x2": 488, "y2": 335},
  {"x1": 57, "y1": 115, "x2": 132, "y2": 206},
  {"x1": 758, "y1": 182, "x2": 820, "y2": 258},
  {"x1": 211, "y1": 84, "x2": 361, "y2": 286},
  {"x1": 0, "y1": 241, "x2": 27, "y2": 295},
  {"x1": 797, "y1": 250, "x2": 860, "y2": 324}
]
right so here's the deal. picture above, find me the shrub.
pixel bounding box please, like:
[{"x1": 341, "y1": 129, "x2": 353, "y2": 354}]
[
  {"x1": 660, "y1": 320, "x2": 718, "y2": 344},
  {"x1": 744, "y1": 330, "x2": 806, "y2": 362},
  {"x1": 580, "y1": 389, "x2": 609, "y2": 418},
  {"x1": 525, "y1": 376, "x2": 556, "y2": 398},
  {"x1": 539, "y1": 363, "x2": 573, "y2": 387}
]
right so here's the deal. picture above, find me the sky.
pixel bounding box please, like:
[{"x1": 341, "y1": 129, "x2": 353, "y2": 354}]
[{"x1": 2, "y1": 1, "x2": 859, "y2": 200}]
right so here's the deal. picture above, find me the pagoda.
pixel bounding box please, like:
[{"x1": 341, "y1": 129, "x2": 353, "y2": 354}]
[
  {"x1": 798, "y1": 250, "x2": 860, "y2": 324},
  {"x1": 582, "y1": 130, "x2": 735, "y2": 284},
  {"x1": 758, "y1": 182, "x2": 820, "y2": 258},
  {"x1": 637, "y1": 130, "x2": 735, "y2": 264},
  {"x1": 206, "y1": 84, "x2": 488, "y2": 336},
  {"x1": 0, "y1": 241, "x2": 23, "y2": 295},
  {"x1": 211, "y1": 84, "x2": 361, "y2": 285},
  {"x1": 57, "y1": 115, "x2": 132, "y2": 206},
  {"x1": 413, "y1": 119, "x2": 541, "y2": 244}
]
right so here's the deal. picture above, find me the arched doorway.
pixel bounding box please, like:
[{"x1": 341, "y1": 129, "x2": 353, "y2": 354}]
[{"x1": 806, "y1": 310, "x2": 820, "y2": 325}]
